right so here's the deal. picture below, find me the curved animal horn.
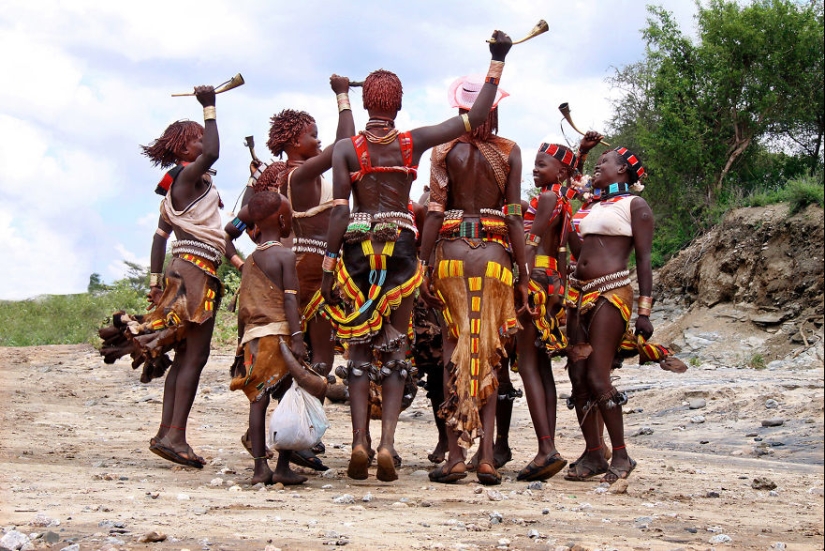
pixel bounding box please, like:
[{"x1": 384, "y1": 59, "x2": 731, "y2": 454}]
[
  {"x1": 487, "y1": 20, "x2": 549, "y2": 45},
  {"x1": 279, "y1": 340, "x2": 328, "y2": 401},
  {"x1": 559, "y1": 102, "x2": 610, "y2": 146},
  {"x1": 171, "y1": 73, "x2": 245, "y2": 97}
]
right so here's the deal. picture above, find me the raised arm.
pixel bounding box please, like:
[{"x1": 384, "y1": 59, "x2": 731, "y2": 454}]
[
  {"x1": 176, "y1": 86, "x2": 219, "y2": 193},
  {"x1": 292, "y1": 75, "x2": 356, "y2": 184},
  {"x1": 409, "y1": 30, "x2": 513, "y2": 157}
]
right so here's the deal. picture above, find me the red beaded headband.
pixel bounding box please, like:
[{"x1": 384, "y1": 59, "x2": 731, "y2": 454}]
[
  {"x1": 539, "y1": 143, "x2": 577, "y2": 169},
  {"x1": 614, "y1": 146, "x2": 646, "y2": 180}
]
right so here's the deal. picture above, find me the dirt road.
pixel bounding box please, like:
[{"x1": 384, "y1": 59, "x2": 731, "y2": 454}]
[{"x1": 1, "y1": 344, "x2": 823, "y2": 550}]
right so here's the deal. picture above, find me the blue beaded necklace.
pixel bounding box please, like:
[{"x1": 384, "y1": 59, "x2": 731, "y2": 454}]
[{"x1": 594, "y1": 182, "x2": 631, "y2": 201}]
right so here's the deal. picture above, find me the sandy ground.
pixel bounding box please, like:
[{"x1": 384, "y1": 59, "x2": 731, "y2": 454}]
[{"x1": 1, "y1": 342, "x2": 823, "y2": 551}]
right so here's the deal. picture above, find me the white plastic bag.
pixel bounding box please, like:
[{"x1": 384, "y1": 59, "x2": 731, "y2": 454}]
[{"x1": 269, "y1": 384, "x2": 329, "y2": 451}]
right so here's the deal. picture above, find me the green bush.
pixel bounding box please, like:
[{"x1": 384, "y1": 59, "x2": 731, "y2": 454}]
[
  {"x1": 787, "y1": 172, "x2": 824, "y2": 214},
  {"x1": 744, "y1": 170, "x2": 824, "y2": 213},
  {"x1": 0, "y1": 286, "x2": 145, "y2": 347}
]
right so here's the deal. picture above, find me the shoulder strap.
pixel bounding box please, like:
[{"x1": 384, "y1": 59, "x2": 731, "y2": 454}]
[
  {"x1": 398, "y1": 131, "x2": 414, "y2": 167},
  {"x1": 155, "y1": 163, "x2": 188, "y2": 196},
  {"x1": 352, "y1": 135, "x2": 370, "y2": 171}
]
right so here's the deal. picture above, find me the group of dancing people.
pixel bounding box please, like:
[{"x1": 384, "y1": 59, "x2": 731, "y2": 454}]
[{"x1": 99, "y1": 30, "x2": 685, "y2": 488}]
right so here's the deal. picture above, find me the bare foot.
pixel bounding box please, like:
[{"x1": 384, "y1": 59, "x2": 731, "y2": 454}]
[
  {"x1": 271, "y1": 469, "x2": 307, "y2": 486},
  {"x1": 347, "y1": 445, "x2": 370, "y2": 480},
  {"x1": 427, "y1": 440, "x2": 447, "y2": 464},
  {"x1": 251, "y1": 464, "x2": 274, "y2": 485},
  {"x1": 492, "y1": 442, "x2": 513, "y2": 468},
  {"x1": 376, "y1": 448, "x2": 399, "y2": 482}
]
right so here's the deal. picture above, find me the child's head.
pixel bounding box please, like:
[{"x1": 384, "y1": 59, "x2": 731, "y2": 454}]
[
  {"x1": 267, "y1": 109, "x2": 316, "y2": 158},
  {"x1": 363, "y1": 69, "x2": 403, "y2": 114},
  {"x1": 252, "y1": 162, "x2": 288, "y2": 194},
  {"x1": 141, "y1": 120, "x2": 204, "y2": 168},
  {"x1": 248, "y1": 191, "x2": 292, "y2": 236},
  {"x1": 534, "y1": 143, "x2": 577, "y2": 187}
]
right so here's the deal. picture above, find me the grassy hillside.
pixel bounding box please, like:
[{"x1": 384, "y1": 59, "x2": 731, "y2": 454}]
[{"x1": 0, "y1": 287, "x2": 239, "y2": 349}]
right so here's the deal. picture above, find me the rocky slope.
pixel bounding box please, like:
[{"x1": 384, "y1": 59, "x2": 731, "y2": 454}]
[{"x1": 652, "y1": 203, "x2": 824, "y2": 368}]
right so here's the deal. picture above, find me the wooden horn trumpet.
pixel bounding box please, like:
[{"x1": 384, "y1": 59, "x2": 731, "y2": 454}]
[
  {"x1": 171, "y1": 73, "x2": 245, "y2": 97},
  {"x1": 487, "y1": 19, "x2": 549, "y2": 44},
  {"x1": 559, "y1": 102, "x2": 611, "y2": 146}
]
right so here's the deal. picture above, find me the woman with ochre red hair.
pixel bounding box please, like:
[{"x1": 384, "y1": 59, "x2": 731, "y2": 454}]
[{"x1": 321, "y1": 31, "x2": 515, "y2": 482}]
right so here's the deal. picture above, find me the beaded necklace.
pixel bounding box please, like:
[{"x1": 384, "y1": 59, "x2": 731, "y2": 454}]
[
  {"x1": 365, "y1": 117, "x2": 395, "y2": 129},
  {"x1": 256, "y1": 240, "x2": 283, "y2": 250},
  {"x1": 594, "y1": 182, "x2": 631, "y2": 201},
  {"x1": 363, "y1": 118, "x2": 398, "y2": 144}
]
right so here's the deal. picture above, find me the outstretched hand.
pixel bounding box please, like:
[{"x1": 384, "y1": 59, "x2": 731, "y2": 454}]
[
  {"x1": 194, "y1": 85, "x2": 216, "y2": 108},
  {"x1": 489, "y1": 30, "x2": 512, "y2": 61}
]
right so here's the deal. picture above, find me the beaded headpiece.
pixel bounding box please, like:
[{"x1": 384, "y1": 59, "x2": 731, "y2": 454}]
[
  {"x1": 538, "y1": 143, "x2": 577, "y2": 169},
  {"x1": 614, "y1": 146, "x2": 646, "y2": 181},
  {"x1": 448, "y1": 75, "x2": 508, "y2": 111}
]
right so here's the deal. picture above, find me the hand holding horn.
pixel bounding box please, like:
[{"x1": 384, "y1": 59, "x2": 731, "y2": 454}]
[
  {"x1": 559, "y1": 102, "x2": 611, "y2": 146},
  {"x1": 243, "y1": 136, "x2": 261, "y2": 166},
  {"x1": 487, "y1": 19, "x2": 548, "y2": 45},
  {"x1": 172, "y1": 73, "x2": 245, "y2": 97}
]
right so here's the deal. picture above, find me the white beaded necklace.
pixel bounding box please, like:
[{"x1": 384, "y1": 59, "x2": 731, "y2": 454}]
[{"x1": 256, "y1": 240, "x2": 283, "y2": 250}]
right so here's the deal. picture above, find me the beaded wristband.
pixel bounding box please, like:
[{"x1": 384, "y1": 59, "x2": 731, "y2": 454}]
[
  {"x1": 428, "y1": 202, "x2": 445, "y2": 213},
  {"x1": 485, "y1": 75, "x2": 500, "y2": 86},
  {"x1": 284, "y1": 289, "x2": 297, "y2": 295},
  {"x1": 503, "y1": 203, "x2": 522, "y2": 217},
  {"x1": 525, "y1": 234, "x2": 541, "y2": 247},
  {"x1": 149, "y1": 273, "x2": 163, "y2": 288},
  {"x1": 203, "y1": 106, "x2": 216, "y2": 121},
  {"x1": 230, "y1": 216, "x2": 247, "y2": 232}
]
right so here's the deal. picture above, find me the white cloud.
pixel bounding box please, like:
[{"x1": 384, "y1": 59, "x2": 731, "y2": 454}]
[{"x1": 0, "y1": 0, "x2": 698, "y2": 299}]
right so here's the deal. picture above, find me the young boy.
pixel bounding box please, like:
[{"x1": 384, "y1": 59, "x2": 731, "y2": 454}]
[{"x1": 230, "y1": 191, "x2": 309, "y2": 485}]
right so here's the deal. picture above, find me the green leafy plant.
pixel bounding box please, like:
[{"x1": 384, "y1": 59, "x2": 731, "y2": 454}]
[{"x1": 748, "y1": 353, "x2": 767, "y2": 370}]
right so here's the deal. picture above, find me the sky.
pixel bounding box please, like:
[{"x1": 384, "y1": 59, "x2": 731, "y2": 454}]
[{"x1": 0, "y1": 0, "x2": 698, "y2": 300}]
